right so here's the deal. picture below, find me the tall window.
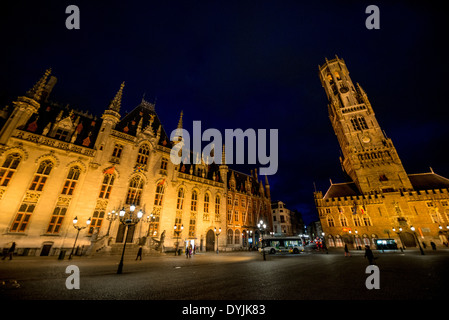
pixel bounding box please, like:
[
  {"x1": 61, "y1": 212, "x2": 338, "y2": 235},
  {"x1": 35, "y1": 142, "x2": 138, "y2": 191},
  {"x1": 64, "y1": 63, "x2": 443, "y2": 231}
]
[
  {"x1": 29, "y1": 160, "x2": 53, "y2": 191},
  {"x1": 111, "y1": 144, "x2": 123, "y2": 161},
  {"x1": 161, "y1": 157, "x2": 168, "y2": 170},
  {"x1": 154, "y1": 183, "x2": 165, "y2": 206},
  {"x1": 136, "y1": 144, "x2": 150, "y2": 166},
  {"x1": 177, "y1": 188, "x2": 185, "y2": 210},
  {"x1": 354, "y1": 215, "x2": 362, "y2": 227},
  {"x1": 61, "y1": 166, "x2": 81, "y2": 195},
  {"x1": 234, "y1": 229, "x2": 240, "y2": 244},
  {"x1": 191, "y1": 191, "x2": 198, "y2": 212},
  {"x1": 215, "y1": 195, "x2": 220, "y2": 214},
  {"x1": 339, "y1": 214, "x2": 348, "y2": 227},
  {"x1": 0, "y1": 153, "x2": 21, "y2": 187},
  {"x1": 89, "y1": 210, "x2": 105, "y2": 235},
  {"x1": 99, "y1": 173, "x2": 115, "y2": 199},
  {"x1": 125, "y1": 176, "x2": 144, "y2": 205},
  {"x1": 204, "y1": 193, "x2": 210, "y2": 213},
  {"x1": 10, "y1": 203, "x2": 35, "y2": 232},
  {"x1": 46, "y1": 207, "x2": 67, "y2": 234},
  {"x1": 227, "y1": 229, "x2": 233, "y2": 244},
  {"x1": 327, "y1": 216, "x2": 335, "y2": 227},
  {"x1": 188, "y1": 216, "x2": 196, "y2": 237},
  {"x1": 363, "y1": 216, "x2": 372, "y2": 226}
]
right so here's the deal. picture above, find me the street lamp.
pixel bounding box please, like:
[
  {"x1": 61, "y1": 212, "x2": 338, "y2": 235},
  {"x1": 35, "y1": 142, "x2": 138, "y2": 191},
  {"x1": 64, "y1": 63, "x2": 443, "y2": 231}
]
[
  {"x1": 117, "y1": 204, "x2": 143, "y2": 274},
  {"x1": 174, "y1": 224, "x2": 184, "y2": 255},
  {"x1": 69, "y1": 216, "x2": 91, "y2": 260},
  {"x1": 410, "y1": 226, "x2": 425, "y2": 255},
  {"x1": 106, "y1": 210, "x2": 118, "y2": 236},
  {"x1": 214, "y1": 227, "x2": 221, "y2": 254},
  {"x1": 257, "y1": 220, "x2": 267, "y2": 260},
  {"x1": 392, "y1": 227, "x2": 404, "y2": 251}
]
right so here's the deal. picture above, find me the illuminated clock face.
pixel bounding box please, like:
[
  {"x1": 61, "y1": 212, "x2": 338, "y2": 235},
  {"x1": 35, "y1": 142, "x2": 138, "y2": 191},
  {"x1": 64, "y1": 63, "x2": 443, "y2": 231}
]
[
  {"x1": 362, "y1": 135, "x2": 371, "y2": 143},
  {"x1": 339, "y1": 86, "x2": 349, "y2": 93}
]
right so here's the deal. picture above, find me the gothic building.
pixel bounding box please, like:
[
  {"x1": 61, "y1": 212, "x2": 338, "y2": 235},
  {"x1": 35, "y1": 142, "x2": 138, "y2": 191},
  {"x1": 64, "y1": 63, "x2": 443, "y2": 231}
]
[
  {"x1": 314, "y1": 57, "x2": 449, "y2": 249},
  {"x1": 0, "y1": 69, "x2": 272, "y2": 256}
]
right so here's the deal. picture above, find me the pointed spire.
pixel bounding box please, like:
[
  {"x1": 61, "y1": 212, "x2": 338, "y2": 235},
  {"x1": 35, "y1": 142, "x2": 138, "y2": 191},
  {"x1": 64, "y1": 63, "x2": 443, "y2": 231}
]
[
  {"x1": 177, "y1": 110, "x2": 183, "y2": 129},
  {"x1": 109, "y1": 82, "x2": 125, "y2": 112},
  {"x1": 26, "y1": 68, "x2": 52, "y2": 101},
  {"x1": 265, "y1": 175, "x2": 269, "y2": 186},
  {"x1": 221, "y1": 144, "x2": 226, "y2": 165}
]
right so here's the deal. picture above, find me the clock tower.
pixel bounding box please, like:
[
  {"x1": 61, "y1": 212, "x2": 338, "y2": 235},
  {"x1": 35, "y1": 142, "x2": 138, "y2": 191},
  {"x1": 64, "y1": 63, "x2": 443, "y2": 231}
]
[{"x1": 319, "y1": 56, "x2": 413, "y2": 194}]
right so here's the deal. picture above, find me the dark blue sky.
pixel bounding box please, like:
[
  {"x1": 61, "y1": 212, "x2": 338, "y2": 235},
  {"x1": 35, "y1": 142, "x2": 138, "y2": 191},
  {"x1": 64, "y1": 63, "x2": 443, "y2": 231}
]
[{"x1": 1, "y1": 1, "x2": 448, "y2": 224}]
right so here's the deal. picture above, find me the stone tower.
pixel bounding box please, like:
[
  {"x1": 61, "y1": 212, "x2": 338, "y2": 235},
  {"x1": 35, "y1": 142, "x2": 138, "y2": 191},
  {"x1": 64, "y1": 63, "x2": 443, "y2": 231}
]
[{"x1": 318, "y1": 56, "x2": 413, "y2": 194}]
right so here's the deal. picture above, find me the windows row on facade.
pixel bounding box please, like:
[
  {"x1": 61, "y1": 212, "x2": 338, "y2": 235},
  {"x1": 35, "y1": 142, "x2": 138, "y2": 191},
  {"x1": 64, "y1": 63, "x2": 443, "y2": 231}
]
[{"x1": 0, "y1": 151, "x2": 224, "y2": 237}]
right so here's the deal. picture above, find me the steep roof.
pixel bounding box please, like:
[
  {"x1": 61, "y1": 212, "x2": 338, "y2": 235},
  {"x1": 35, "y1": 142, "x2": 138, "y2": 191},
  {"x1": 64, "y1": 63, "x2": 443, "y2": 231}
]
[
  {"x1": 114, "y1": 99, "x2": 172, "y2": 148},
  {"x1": 408, "y1": 172, "x2": 449, "y2": 191},
  {"x1": 323, "y1": 171, "x2": 449, "y2": 199},
  {"x1": 323, "y1": 181, "x2": 360, "y2": 199}
]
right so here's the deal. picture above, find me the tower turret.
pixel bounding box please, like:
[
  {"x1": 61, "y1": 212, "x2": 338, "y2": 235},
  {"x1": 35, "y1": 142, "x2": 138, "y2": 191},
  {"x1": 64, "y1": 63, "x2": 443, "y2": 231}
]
[{"x1": 0, "y1": 69, "x2": 52, "y2": 145}]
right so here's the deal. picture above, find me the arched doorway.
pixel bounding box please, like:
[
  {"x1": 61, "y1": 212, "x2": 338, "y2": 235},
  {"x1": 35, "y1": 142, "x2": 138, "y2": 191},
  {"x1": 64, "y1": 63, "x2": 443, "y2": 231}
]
[
  {"x1": 400, "y1": 232, "x2": 416, "y2": 247},
  {"x1": 206, "y1": 229, "x2": 215, "y2": 252}
]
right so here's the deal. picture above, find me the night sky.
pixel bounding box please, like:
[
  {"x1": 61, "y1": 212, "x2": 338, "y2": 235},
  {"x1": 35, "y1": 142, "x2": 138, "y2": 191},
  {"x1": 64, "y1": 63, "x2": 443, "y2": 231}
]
[{"x1": 1, "y1": 1, "x2": 448, "y2": 224}]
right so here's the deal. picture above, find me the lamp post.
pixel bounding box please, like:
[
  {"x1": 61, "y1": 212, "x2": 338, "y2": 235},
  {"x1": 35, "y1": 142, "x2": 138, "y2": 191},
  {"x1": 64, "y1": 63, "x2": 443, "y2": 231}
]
[
  {"x1": 174, "y1": 224, "x2": 184, "y2": 255},
  {"x1": 105, "y1": 210, "x2": 118, "y2": 236},
  {"x1": 117, "y1": 204, "x2": 143, "y2": 274},
  {"x1": 214, "y1": 227, "x2": 221, "y2": 254},
  {"x1": 69, "y1": 216, "x2": 91, "y2": 260},
  {"x1": 257, "y1": 220, "x2": 267, "y2": 261},
  {"x1": 410, "y1": 226, "x2": 425, "y2": 255},
  {"x1": 392, "y1": 227, "x2": 404, "y2": 251}
]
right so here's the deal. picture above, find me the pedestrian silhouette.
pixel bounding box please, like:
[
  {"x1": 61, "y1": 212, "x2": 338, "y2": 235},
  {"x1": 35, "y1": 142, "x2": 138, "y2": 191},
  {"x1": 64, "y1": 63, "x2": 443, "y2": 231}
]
[
  {"x1": 344, "y1": 244, "x2": 351, "y2": 257},
  {"x1": 364, "y1": 245, "x2": 375, "y2": 265},
  {"x1": 135, "y1": 246, "x2": 143, "y2": 260},
  {"x1": 2, "y1": 242, "x2": 16, "y2": 260},
  {"x1": 430, "y1": 242, "x2": 436, "y2": 250}
]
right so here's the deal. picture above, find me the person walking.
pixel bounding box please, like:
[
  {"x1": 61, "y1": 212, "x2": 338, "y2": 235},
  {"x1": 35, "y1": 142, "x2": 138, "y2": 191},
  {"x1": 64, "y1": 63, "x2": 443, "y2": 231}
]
[
  {"x1": 188, "y1": 244, "x2": 192, "y2": 258},
  {"x1": 364, "y1": 245, "x2": 375, "y2": 265},
  {"x1": 135, "y1": 246, "x2": 143, "y2": 260},
  {"x1": 344, "y1": 243, "x2": 351, "y2": 257},
  {"x1": 2, "y1": 242, "x2": 16, "y2": 260}
]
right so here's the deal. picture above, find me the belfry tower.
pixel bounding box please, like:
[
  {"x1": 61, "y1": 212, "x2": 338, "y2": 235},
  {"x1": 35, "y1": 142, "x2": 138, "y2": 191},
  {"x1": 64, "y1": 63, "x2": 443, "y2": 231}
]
[{"x1": 319, "y1": 56, "x2": 413, "y2": 194}]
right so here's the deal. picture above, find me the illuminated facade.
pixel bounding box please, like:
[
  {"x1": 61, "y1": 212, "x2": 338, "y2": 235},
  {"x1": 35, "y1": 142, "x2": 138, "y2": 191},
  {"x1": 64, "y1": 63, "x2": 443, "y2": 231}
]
[
  {"x1": 314, "y1": 57, "x2": 449, "y2": 249},
  {"x1": 0, "y1": 70, "x2": 271, "y2": 256}
]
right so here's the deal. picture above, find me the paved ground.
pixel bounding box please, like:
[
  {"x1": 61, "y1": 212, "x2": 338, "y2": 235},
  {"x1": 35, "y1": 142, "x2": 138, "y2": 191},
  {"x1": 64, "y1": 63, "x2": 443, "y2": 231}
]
[{"x1": 1, "y1": 248, "x2": 448, "y2": 302}]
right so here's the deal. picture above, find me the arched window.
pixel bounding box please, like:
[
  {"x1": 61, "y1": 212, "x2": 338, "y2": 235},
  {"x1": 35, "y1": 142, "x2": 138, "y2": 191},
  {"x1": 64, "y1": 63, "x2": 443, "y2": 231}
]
[
  {"x1": 46, "y1": 207, "x2": 67, "y2": 234},
  {"x1": 154, "y1": 182, "x2": 165, "y2": 206},
  {"x1": 11, "y1": 203, "x2": 36, "y2": 232},
  {"x1": 227, "y1": 229, "x2": 233, "y2": 244},
  {"x1": 0, "y1": 153, "x2": 22, "y2": 187},
  {"x1": 89, "y1": 210, "x2": 105, "y2": 235},
  {"x1": 363, "y1": 215, "x2": 372, "y2": 226},
  {"x1": 29, "y1": 160, "x2": 53, "y2": 191},
  {"x1": 204, "y1": 193, "x2": 210, "y2": 213},
  {"x1": 177, "y1": 188, "x2": 185, "y2": 210},
  {"x1": 99, "y1": 173, "x2": 115, "y2": 199},
  {"x1": 234, "y1": 229, "x2": 240, "y2": 244},
  {"x1": 61, "y1": 166, "x2": 81, "y2": 195},
  {"x1": 191, "y1": 190, "x2": 198, "y2": 212},
  {"x1": 339, "y1": 214, "x2": 348, "y2": 227},
  {"x1": 125, "y1": 176, "x2": 144, "y2": 205},
  {"x1": 214, "y1": 195, "x2": 220, "y2": 215},
  {"x1": 353, "y1": 215, "x2": 362, "y2": 227},
  {"x1": 327, "y1": 235, "x2": 335, "y2": 247},
  {"x1": 136, "y1": 144, "x2": 150, "y2": 166}
]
